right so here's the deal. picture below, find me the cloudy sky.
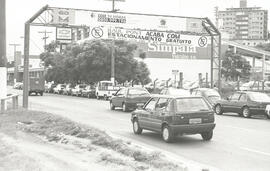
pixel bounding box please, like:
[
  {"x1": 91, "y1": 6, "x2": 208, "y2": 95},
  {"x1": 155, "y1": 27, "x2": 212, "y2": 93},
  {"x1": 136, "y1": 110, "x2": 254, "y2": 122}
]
[{"x1": 5, "y1": 0, "x2": 270, "y2": 59}]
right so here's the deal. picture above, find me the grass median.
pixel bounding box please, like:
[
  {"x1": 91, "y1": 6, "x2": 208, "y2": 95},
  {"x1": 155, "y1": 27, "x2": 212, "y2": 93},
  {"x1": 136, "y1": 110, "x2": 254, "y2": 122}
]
[{"x1": 0, "y1": 109, "x2": 184, "y2": 171}]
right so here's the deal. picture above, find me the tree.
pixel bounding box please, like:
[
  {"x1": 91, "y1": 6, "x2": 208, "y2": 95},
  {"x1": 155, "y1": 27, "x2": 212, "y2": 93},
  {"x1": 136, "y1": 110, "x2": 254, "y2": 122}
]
[
  {"x1": 221, "y1": 50, "x2": 251, "y2": 81},
  {"x1": 40, "y1": 40, "x2": 151, "y2": 85}
]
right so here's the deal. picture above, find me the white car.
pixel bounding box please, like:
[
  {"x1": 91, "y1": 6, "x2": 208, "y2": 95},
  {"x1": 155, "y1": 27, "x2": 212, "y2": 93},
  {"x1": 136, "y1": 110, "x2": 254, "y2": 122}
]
[{"x1": 53, "y1": 84, "x2": 66, "y2": 94}]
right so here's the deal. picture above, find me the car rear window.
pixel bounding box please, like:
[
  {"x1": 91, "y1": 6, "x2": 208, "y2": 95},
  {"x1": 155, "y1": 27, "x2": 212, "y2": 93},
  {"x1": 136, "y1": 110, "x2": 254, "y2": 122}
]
[{"x1": 175, "y1": 98, "x2": 211, "y2": 113}]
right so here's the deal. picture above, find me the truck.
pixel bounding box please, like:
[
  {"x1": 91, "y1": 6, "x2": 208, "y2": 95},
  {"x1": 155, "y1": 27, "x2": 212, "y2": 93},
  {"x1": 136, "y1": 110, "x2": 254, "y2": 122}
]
[
  {"x1": 29, "y1": 77, "x2": 45, "y2": 96},
  {"x1": 95, "y1": 80, "x2": 122, "y2": 100}
]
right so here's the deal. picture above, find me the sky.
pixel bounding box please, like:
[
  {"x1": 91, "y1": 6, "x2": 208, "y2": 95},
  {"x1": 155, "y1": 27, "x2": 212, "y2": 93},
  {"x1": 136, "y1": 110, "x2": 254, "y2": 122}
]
[{"x1": 5, "y1": 0, "x2": 270, "y2": 60}]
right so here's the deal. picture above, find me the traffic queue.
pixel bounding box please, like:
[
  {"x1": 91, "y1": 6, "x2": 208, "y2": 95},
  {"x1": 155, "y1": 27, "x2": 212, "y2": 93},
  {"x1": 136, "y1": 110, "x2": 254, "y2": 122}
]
[{"x1": 14, "y1": 80, "x2": 270, "y2": 143}]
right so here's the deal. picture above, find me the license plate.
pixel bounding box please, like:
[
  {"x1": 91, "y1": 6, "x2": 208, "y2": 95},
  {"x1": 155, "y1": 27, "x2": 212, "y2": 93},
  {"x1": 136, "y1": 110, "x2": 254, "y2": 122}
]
[{"x1": 189, "y1": 118, "x2": 202, "y2": 124}]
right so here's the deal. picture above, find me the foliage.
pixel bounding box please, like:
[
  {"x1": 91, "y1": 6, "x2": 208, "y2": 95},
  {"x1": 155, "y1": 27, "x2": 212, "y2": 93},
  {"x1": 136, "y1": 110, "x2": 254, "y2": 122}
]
[
  {"x1": 40, "y1": 40, "x2": 151, "y2": 84},
  {"x1": 221, "y1": 50, "x2": 251, "y2": 81}
]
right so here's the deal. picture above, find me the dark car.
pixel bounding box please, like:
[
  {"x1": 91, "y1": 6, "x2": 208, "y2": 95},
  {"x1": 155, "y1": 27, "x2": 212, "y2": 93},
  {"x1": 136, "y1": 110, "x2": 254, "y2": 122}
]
[
  {"x1": 131, "y1": 95, "x2": 215, "y2": 142},
  {"x1": 81, "y1": 85, "x2": 96, "y2": 98},
  {"x1": 214, "y1": 91, "x2": 270, "y2": 118},
  {"x1": 110, "y1": 87, "x2": 151, "y2": 112},
  {"x1": 191, "y1": 88, "x2": 221, "y2": 106}
]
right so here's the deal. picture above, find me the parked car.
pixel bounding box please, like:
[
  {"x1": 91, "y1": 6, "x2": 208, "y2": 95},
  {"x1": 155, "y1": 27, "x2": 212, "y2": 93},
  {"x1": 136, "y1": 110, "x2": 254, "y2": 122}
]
[
  {"x1": 71, "y1": 84, "x2": 87, "y2": 96},
  {"x1": 96, "y1": 80, "x2": 120, "y2": 100},
  {"x1": 81, "y1": 85, "x2": 96, "y2": 98},
  {"x1": 191, "y1": 88, "x2": 221, "y2": 106},
  {"x1": 110, "y1": 87, "x2": 151, "y2": 112},
  {"x1": 63, "y1": 84, "x2": 75, "y2": 95},
  {"x1": 53, "y1": 84, "x2": 66, "y2": 94},
  {"x1": 131, "y1": 95, "x2": 215, "y2": 142},
  {"x1": 13, "y1": 82, "x2": 23, "y2": 89},
  {"x1": 214, "y1": 91, "x2": 270, "y2": 119},
  {"x1": 160, "y1": 87, "x2": 190, "y2": 96}
]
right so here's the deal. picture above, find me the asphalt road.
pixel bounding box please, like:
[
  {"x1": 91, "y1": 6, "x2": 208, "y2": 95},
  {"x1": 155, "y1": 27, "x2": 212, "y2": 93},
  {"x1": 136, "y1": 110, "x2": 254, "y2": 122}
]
[{"x1": 8, "y1": 88, "x2": 270, "y2": 171}]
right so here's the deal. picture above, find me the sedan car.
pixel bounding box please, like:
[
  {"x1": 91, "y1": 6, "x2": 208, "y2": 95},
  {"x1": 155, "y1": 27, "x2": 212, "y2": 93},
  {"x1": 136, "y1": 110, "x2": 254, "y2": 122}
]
[
  {"x1": 131, "y1": 95, "x2": 215, "y2": 142},
  {"x1": 214, "y1": 91, "x2": 270, "y2": 118},
  {"x1": 191, "y1": 88, "x2": 221, "y2": 106},
  {"x1": 53, "y1": 84, "x2": 66, "y2": 94},
  {"x1": 71, "y1": 84, "x2": 87, "y2": 96},
  {"x1": 81, "y1": 85, "x2": 96, "y2": 98},
  {"x1": 110, "y1": 87, "x2": 151, "y2": 112}
]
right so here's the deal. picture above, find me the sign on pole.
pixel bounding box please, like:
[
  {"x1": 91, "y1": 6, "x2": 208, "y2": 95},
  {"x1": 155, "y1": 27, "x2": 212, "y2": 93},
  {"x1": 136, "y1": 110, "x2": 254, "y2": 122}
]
[{"x1": 56, "y1": 28, "x2": 72, "y2": 43}]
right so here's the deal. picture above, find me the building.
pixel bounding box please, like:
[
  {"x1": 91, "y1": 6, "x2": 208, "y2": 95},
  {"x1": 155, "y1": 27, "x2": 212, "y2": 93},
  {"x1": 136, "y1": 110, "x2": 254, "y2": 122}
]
[
  {"x1": 7, "y1": 53, "x2": 45, "y2": 84},
  {"x1": 218, "y1": 0, "x2": 268, "y2": 46}
]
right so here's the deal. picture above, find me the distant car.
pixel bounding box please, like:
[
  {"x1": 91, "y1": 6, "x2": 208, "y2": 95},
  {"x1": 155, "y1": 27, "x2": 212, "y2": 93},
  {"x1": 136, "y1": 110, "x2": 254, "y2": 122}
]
[
  {"x1": 131, "y1": 95, "x2": 215, "y2": 142},
  {"x1": 13, "y1": 82, "x2": 23, "y2": 89},
  {"x1": 214, "y1": 91, "x2": 270, "y2": 119},
  {"x1": 110, "y1": 87, "x2": 151, "y2": 112},
  {"x1": 53, "y1": 84, "x2": 66, "y2": 94},
  {"x1": 29, "y1": 77, "x2": 45, "y2": 96},
  {"x1": 191, "y1": 88, "x2": 221, "y2": 106},
  {"x1": 160, "y1": 87, "x2": 190, "y2": 96},
  {"x1": 62, "y1": 84, "x2": 75, "y2": 95},
  {"x1": 71, "y1": 84, "x2": 87, "y2": 96},
  {"x1": 81, "y1": 85, "x2": 96, "y2": 98}
]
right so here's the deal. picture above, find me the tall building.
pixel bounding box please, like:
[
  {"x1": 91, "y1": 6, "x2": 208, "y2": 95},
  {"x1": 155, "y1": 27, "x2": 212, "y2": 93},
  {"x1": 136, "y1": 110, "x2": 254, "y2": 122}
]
[{"x1": 218, "y1": 0, "x2": 268, "y2": 46}]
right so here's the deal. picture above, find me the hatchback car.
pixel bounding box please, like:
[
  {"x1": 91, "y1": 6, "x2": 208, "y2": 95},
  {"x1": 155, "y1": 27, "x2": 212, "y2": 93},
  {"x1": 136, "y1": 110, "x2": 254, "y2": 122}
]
[
  {"x1": 110, "y1": 87, "x2": 151, "y2": 112},
  {"x1": 191, "y1": 88, "x2": 221, "y2": 106},
  {"x1": 131, "y1": 95, "x2": 215, "y2": 142},
  {"x1": 214, "y1": 91, "x2": 270, "y2": 118},
  {"x1": 53, "y1": 84, "x2": 66, "y2": 94}
]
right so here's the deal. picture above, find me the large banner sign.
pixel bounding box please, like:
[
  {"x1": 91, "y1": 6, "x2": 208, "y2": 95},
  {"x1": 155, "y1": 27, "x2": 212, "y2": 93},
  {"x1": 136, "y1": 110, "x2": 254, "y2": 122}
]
[{"x1": 107, "y1": 27, "x2": 208, "y2": 48}]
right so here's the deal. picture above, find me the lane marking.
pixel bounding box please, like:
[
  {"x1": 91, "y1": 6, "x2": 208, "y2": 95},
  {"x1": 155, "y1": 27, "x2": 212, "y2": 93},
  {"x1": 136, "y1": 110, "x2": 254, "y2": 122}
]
[{"x1": 241, "y1": 147, "x2": 270, "y2": 157}]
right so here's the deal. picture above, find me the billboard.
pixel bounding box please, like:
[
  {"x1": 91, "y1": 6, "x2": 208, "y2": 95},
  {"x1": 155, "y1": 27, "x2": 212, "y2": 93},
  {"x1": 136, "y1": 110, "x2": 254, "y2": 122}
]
[{"x1": 52, "y1": 9, "x2": 75, "y2": 25}]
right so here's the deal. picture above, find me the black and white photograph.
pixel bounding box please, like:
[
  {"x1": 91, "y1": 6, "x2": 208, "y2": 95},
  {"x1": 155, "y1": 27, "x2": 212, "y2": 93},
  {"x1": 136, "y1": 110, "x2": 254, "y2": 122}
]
[{"x1": 0, "y1": 0, "x2": 270, "y2": 170}]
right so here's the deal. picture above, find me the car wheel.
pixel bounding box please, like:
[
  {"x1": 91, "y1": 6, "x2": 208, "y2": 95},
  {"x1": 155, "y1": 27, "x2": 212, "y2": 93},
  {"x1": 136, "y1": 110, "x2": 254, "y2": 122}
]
[
  {"x1": 110, "y1": 101, "x2": 115, "y2": 110},
  {"x1": 162, "y1": 125, "x2": 174, "y2": 143},
  {"x1": 104, "y1": 95, "x2": 108, "y2": 100},
  {"x1": 242, "y1": 106, "x2": 251, "y2": 118},
  {"x1": 40, "y1": 92, "x2": 43, "y2": 96},
  {"x1": 122, "y1": 103, "x2": 128, "y2": 112},
  {"x1": 201, "y1": 130, "x2": 213, "y2": 141},
  {"x1": 133, "y1": 119, "x2": 142, "y2": 134},
  {"x1": 214, "y1": 104, "x2": 223, "y2": 115},
  {"x1": 88, "y1": 94, "x2": 91, "y2": 98}
]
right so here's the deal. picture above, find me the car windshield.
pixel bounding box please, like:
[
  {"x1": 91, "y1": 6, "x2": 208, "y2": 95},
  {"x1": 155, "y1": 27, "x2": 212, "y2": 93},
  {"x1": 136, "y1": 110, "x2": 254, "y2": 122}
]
[
  {"x1": 249, "y1": 93, "x2": 270, "y2": 102},
  {"x1": 176, "y1": 98, "x2": 211, "y2": 113},
  {"x1": 129, "y1": 88, "x2": 149, "y2": 95},
  {"x1": 79, "y1": 85, "x2": 86, "y2": 88}
]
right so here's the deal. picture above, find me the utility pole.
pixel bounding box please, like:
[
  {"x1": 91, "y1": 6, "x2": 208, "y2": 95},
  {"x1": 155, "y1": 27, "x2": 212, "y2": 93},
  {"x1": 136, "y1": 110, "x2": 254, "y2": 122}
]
[
  {"x1": 9, "y1": 44, "x2": 20, "y2": 83},
  {"x1": 0, "y1": 0, "x2": 7, "y2": 100},
  {"x1": 38, "y1": 30, "x2": 52, "y2": 52}
]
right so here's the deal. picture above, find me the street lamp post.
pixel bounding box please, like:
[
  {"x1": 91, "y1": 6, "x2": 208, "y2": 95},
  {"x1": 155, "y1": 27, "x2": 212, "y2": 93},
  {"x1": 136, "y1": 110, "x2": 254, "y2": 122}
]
[{"x1": 9, "y1": 43, "x2": 20, "y2": 83}]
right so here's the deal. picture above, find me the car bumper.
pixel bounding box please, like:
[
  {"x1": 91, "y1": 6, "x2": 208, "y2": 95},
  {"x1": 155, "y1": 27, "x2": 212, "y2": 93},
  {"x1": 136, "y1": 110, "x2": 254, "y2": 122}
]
[
  {"x1": 171, "y1": 123, "x2": 216, "y2": 134},
  {"x1": 126, "y1": 102, "x2": 146, "y2": 110}
]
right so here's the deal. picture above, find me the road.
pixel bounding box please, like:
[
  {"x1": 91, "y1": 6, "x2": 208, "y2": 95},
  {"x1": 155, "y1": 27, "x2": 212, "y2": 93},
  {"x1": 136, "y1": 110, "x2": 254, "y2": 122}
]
[{"x1": 8, "y1": 88, "x2": 270, "y2": 171}]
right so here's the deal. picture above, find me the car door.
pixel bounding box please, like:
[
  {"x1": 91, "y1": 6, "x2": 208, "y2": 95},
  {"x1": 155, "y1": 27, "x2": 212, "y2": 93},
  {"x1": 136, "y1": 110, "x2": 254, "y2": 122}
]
[
  {"x1": 138, "y1": 97, "x2": 158, "y2": 130},
  {"x1": 113, "y1": 88, "x2": 125, "y2": 107},
  {"x1": 237, "y1": 93, "x2": 248, "y2": 113},
  {"x1": 151, "y1": 98, "x2": 169, "y2": 131},
  {"x1": 223, "y1": 92, "x2": 241, "y2": 112}
]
